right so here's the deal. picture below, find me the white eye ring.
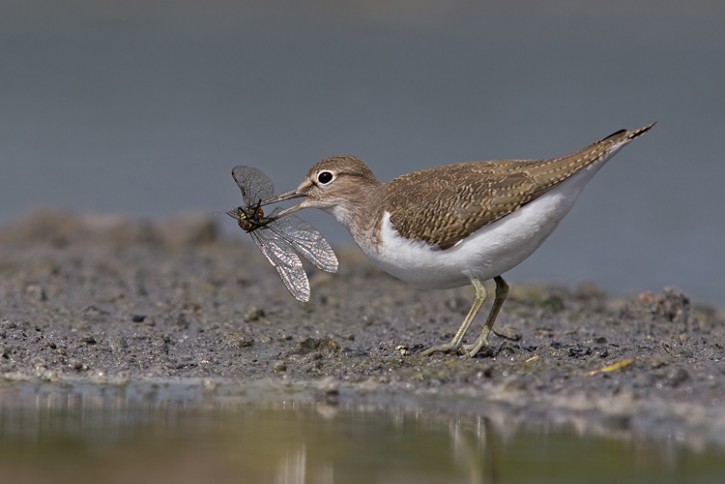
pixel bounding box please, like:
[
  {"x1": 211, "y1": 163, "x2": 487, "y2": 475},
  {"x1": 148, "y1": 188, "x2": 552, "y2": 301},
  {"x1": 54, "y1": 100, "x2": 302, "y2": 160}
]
[{"x1": 317, "y1": 170, "x2": 334, "y2": 185}]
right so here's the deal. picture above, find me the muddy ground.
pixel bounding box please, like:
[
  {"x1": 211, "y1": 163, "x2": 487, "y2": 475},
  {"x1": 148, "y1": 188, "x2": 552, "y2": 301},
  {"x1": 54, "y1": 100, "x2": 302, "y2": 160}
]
[{"x1": 1, "y1": 210, "x2": 724, "y2": 449}]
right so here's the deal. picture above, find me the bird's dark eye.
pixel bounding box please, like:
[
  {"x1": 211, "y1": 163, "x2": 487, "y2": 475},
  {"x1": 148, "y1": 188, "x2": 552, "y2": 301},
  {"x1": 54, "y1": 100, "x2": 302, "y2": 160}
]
[{"x1": 317, "y1": 171, "x2": 334, "y2": 185}]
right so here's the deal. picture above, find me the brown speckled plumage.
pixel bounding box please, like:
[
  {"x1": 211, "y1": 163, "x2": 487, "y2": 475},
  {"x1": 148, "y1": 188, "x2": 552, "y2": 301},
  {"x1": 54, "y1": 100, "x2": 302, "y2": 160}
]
[{"x1": 381, "y1": 124, "x2": 655, "y2": 249}]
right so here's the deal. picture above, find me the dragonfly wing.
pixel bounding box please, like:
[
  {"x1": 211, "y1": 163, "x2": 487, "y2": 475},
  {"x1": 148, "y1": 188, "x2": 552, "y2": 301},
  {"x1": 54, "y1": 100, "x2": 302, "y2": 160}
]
[
  {"x1": 271, "y1": 213, "x2": 338, "y2": 273},
  {"x1": 250, "y1": 229, "x2": 311, "y2": 303},
  {"x1": 232, "y1": 166, "x2": 275, "y2": 205}
]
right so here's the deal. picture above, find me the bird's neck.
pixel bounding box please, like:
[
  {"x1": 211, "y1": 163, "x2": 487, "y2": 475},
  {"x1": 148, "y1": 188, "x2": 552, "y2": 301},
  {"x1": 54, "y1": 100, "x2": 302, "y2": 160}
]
[{"x1": 326, "y1": 181, "x2": 387, "y2": 252}]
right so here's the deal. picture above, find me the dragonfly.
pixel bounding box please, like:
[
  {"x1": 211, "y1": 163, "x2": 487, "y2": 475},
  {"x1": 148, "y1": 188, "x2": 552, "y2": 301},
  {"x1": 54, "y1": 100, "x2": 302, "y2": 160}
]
[{"x1": 227, "y1": 165, "x2": 338, "y2": 302}]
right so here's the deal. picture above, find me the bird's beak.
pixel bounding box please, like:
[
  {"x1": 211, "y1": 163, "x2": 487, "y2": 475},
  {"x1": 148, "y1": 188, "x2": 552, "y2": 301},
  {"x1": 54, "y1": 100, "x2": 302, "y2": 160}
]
[{"x1": 260, "y1": 189, "x2": 306, "y2": 219}]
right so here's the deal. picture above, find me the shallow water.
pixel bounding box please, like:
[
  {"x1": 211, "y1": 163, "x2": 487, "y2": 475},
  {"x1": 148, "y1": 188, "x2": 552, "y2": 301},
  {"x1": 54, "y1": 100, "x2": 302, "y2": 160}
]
[{"x1": 1, "y1": 381, "x2": 722, "y2": 484}]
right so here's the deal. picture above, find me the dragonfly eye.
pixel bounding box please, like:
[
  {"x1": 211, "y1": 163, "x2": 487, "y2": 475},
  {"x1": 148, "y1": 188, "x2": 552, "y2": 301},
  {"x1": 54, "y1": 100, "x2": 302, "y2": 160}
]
[{"x1": 317, "y1": 170, "x2": 334, "y2": 185}]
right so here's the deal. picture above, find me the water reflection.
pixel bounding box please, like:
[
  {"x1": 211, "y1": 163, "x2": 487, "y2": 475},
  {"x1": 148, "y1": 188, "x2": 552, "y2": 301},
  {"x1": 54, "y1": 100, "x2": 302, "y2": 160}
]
[{"x1": 0, "y1": 381, "x2": 722, "y2": 483}]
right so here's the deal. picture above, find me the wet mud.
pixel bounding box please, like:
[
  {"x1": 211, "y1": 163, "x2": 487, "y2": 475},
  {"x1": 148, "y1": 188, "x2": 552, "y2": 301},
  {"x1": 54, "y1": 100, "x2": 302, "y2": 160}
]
[{"x1": 1, "y1": 210, "x2": 724, "y2": 449}]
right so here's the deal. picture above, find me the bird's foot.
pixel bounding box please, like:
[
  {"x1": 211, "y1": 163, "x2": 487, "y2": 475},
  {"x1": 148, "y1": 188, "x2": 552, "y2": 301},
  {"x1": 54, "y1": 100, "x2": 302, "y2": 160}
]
[
  {"x1": 420, "y1": 343, "x2": 465, "y2": 357},
  {"x1": 462, "y1": 339, "x2": 494, "y2": 358}
]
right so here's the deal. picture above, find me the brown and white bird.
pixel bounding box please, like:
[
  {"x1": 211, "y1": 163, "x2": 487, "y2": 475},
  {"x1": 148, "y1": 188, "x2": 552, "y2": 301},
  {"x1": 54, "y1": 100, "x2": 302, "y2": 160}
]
[{"x1": 262, "y1": 123, "x2": 655, "y2": 357}]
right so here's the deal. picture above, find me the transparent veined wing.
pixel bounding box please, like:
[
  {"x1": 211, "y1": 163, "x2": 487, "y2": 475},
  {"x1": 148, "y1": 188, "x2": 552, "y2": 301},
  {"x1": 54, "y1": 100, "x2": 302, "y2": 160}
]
[
  {"x1": 271, "y1": 213, "x2": 338, "y2": 273},
  {"x1": 232, "y1": 166, "x2": 274, "y2": 205},
  {"x1": 249, "y1": 209, "x2": 311, "y2": 302}
]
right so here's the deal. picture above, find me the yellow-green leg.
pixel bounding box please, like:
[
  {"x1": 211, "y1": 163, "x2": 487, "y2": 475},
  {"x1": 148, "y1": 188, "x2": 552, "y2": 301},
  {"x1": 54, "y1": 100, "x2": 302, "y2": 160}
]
[
  {"x1": 463, "y1": 276, "x2": 509, "y2": 357},
  {"x1": 421, "y1": 278, "x2": 486, "y2": 356}
]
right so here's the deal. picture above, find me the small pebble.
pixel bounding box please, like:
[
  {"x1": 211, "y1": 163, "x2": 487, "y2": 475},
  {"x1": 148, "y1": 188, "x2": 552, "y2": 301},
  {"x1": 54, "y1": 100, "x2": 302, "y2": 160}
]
[
  {"x1": 667, "y1": 366, "x2": 690, "y2": 387},
  {"x1": 81, "y1": 334, "x2": 97, "y2": 345},
  {"x1": 395, "y1": 344, "x2": 411, "y2": 357},
  {"x1": 244, "y1": 307, "x2": 265, "y2": 322},
  {"x1": 25, "y1": 284, "x2": 47, "y2": 302}
]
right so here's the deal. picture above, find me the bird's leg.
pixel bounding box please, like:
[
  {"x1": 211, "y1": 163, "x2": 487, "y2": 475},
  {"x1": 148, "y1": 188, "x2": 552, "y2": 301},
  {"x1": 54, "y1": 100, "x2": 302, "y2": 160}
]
[
  {"x1": 421, "y1": 278, "x2": 486, "y2": 356},
  {"x1": 464, "y1": 276, "x2": 509, "y2": 357}
]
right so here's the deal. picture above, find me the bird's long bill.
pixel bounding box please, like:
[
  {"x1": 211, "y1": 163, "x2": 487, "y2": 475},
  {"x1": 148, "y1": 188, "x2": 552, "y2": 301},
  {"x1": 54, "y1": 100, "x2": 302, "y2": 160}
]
[{"x1": 260, "y1": 189, "x2": 305, "y2": 219}]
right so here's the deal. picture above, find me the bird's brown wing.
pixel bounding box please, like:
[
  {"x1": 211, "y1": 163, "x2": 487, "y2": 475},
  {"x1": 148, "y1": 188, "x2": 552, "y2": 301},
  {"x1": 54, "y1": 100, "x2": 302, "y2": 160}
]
[{"x1": 383, "y1": 123, "x2": 655, "y2": 249}]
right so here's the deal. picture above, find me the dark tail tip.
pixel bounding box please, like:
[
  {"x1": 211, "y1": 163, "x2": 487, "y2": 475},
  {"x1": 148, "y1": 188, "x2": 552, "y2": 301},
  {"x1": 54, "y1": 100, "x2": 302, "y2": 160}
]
[
  {"x1": 601, "y1": 128, "x2": 627, "y2": 141},
  {"x1": 600, "y1": 121, "x2": 657, "y2": 143},
  {"x1": 629, "y1": 121, "x2": 657, "y2": 139}
]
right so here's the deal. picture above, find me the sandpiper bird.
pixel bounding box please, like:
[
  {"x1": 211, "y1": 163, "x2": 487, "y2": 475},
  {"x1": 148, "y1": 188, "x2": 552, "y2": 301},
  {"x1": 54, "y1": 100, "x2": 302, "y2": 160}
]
[{"x1": 261, "y1": 123, "x2": 655, "y2": 357}]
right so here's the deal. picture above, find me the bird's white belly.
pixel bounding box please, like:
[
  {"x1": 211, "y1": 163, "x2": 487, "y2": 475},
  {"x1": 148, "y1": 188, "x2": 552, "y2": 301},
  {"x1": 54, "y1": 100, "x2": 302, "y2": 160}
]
[{"x1": 362, "y1": 163, "x2": 605, "y2": 289}]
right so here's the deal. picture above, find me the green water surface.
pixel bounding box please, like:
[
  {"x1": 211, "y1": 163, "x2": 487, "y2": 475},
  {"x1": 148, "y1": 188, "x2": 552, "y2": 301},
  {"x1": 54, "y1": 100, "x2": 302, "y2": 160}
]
[{"x1": 0, "y1": 381, "x2": 722, "y2": 483}]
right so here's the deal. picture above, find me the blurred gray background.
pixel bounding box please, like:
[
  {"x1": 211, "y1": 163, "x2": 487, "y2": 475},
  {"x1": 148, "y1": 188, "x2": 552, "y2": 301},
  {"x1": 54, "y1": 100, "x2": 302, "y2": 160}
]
[{"x1": 1, "y1": 0, "x2": 723, "y2": 304}]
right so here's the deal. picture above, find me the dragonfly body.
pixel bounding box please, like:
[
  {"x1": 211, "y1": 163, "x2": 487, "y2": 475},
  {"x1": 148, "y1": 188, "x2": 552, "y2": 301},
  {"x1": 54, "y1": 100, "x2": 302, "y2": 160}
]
[{"x1": 229, "y1": 202, "x2": 270, "y2": 232}]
